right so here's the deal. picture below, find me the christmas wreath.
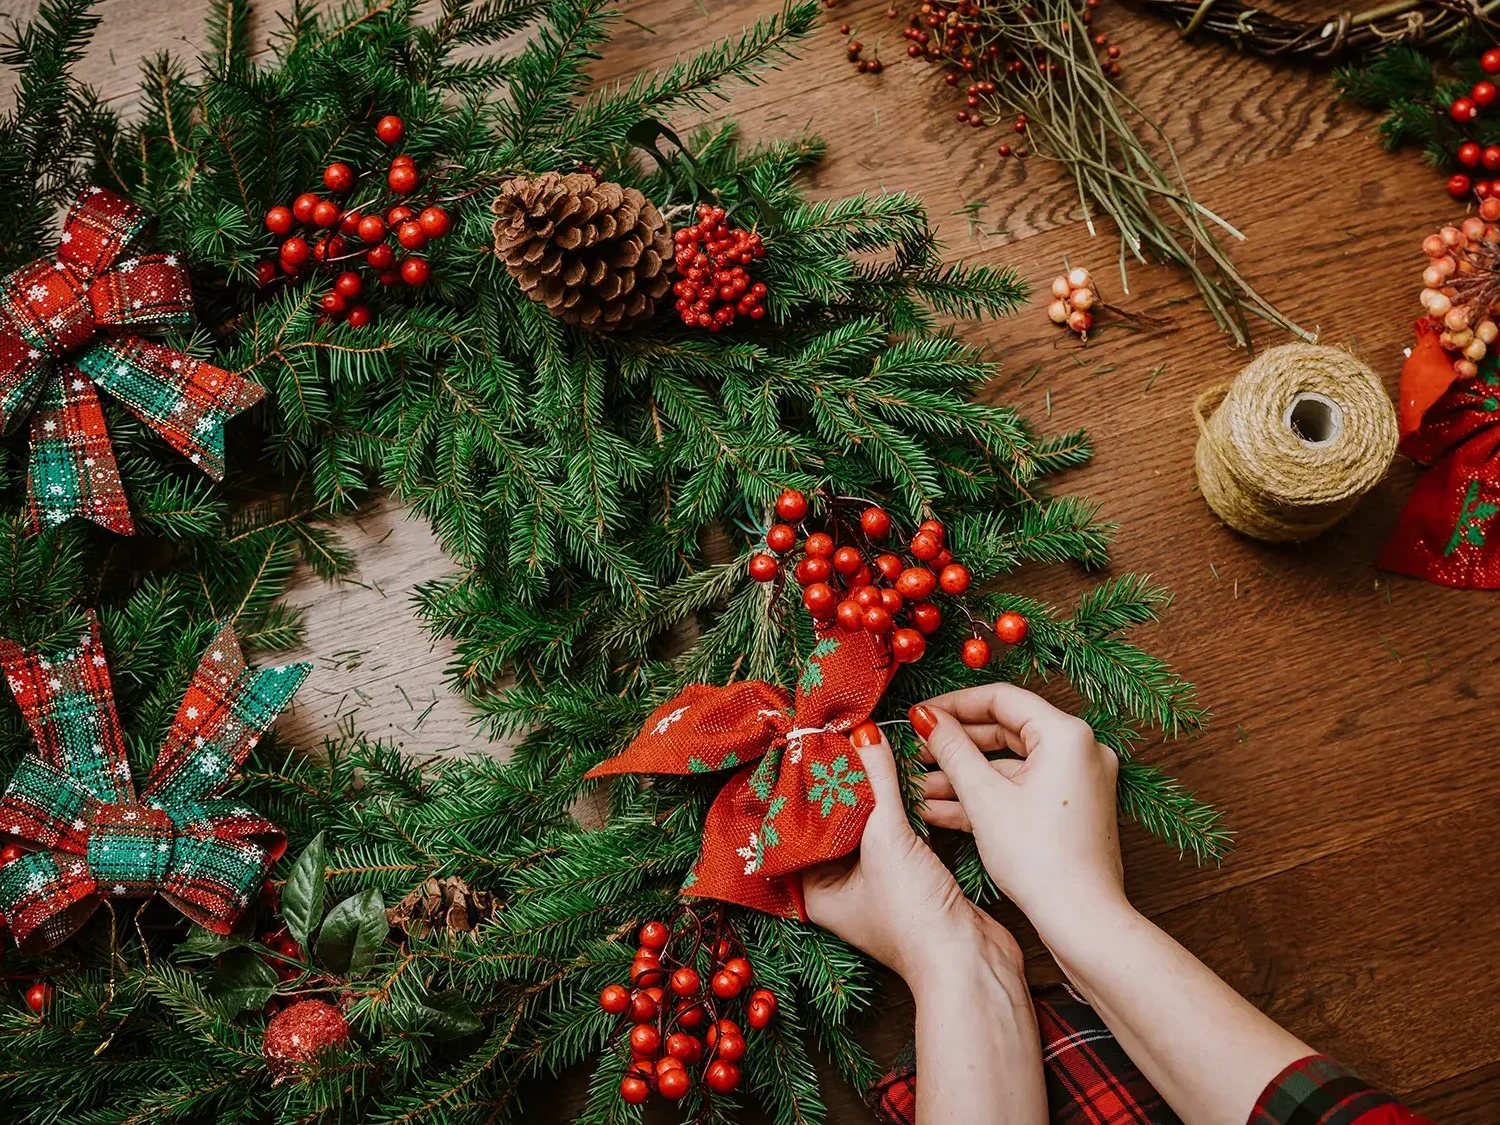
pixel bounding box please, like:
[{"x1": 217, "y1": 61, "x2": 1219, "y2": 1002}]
[{"x1": 0, "y1": 1, "x2": 1221, "y2": 1122}]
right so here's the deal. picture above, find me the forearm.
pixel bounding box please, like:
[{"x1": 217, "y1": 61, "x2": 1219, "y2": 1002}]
[
  {"x1": 1038, "y1": 900, "x2": 1311, "y2": 1125},
  {"x1": 910, "y1": 949, "x2": 1047, "y2": 1125}
]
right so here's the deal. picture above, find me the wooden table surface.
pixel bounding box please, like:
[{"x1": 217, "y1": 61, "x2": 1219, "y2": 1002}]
[{"x1": 16, "y1": 0, "x2": 1500, "y2": 1119}]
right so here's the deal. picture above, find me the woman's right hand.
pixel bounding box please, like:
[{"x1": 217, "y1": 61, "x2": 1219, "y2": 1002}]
[{"x1": 908, "y1": 683, "x2": 1128, "y2": 934}]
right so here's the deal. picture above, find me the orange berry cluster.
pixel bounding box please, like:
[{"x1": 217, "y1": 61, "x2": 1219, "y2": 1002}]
[
  {"x1": 600, "y1": 913, "x2": 778, "y2": 1106},
  {"x1": 671, "y1": 204, "x2": 768, "y2": 330},
  {"x1": 749, "y1": 490, "x2": 1029, "y2": 668},
  {"x1": 1418, "y1": 216, "x2": 1500, "y2": 378},
  {"x1": 257, "y1": 115, "x2": 452, "y2": 327}
]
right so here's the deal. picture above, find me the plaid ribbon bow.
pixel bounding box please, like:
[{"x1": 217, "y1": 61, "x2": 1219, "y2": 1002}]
[
  {"x1": 0, "y1": 186, "x2": 265, "y2": 535},
  {"x1": 0, "y1": 612, "x2": 309, "y2": 953},
  {"x1": 1380, "y1": 321, "x2": 1500, "y2": 587},
  {"x1": 587, "y1": 626, "x2": 895, "y2": 918}
]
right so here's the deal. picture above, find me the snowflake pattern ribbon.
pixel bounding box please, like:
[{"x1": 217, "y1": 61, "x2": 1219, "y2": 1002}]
[
  {"x1": 0, "y1": 186, "x2": 265, "y2": 535},
  {"x1": 0, "y1": 613, "x2": 309, "y2": 953},
  {"x1": 1380, "y1": 321, "x2": 1500, "y2": 587},
  {"x1": 586, "y1": 626, "x2": 896, "y2": 918}
]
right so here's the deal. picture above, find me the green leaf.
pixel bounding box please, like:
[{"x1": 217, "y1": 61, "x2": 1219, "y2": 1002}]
[
  {"x1": 414, "y1": 988, "x2": 484, "y2": 1040},
  {"x1": 281, "y1": 831, "x2": 327, "y2": 949},
  {"x1": 316, "y1": 889, "x2": 387, "y2": 974},
  {"x1": 176, "y1": 923, "x2": 248, "y2": 958},
  {"x1": 206, "y1": 948, "x2": 277, "y2": 1015}
]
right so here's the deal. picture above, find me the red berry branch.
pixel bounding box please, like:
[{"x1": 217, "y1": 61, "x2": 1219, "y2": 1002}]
[
  {"x1": 599, "y1": 907, "x2": 778, "y2": 1107},
  {"x1": 749, "y1": 489, "x2": 1028, "y2": 668},
  {"x1": 257, "y1": 114, "x2": 453, "y2": 326},
  {"x1": 671, "y1": 204, "x2": 768, "y2": 330}
]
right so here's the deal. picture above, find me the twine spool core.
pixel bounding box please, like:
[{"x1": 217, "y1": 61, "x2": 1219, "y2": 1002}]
[{"x1": 1192, "y1": 344, "x2": 1397, "y2": 543}]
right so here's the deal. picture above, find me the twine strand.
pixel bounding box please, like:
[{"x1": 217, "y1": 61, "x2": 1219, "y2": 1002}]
[{"x1": 1193, "y1": 344, "x2": 1397, "y2": 542}]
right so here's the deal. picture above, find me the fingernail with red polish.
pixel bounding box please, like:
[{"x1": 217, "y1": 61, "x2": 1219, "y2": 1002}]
[
  {"x1": 850, "y1": 721, "x2": 882, "y2": 747},
  {"x1": 908, "y1": 705, "x2": 937, "y2": 739}
]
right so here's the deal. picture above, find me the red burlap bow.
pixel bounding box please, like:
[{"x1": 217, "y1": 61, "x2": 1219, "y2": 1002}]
[
  {"x1": 0, "y1": 187, "x2": 264, "y2": 535},
  {"x1": 587, "y1": 627, "x2": 896, "y2": 917},
  {"x1": 1379, "y1": 320, "x2": 1500, "y2": 587}
]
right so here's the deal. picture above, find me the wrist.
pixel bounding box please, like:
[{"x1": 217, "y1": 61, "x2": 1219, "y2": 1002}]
[
  {"x1": 1030, "y1": 891, "x2": 1143, "y2": 973},
  {"x1": 903, "y1": 914, "x2": 1027, "y2": 1003}
]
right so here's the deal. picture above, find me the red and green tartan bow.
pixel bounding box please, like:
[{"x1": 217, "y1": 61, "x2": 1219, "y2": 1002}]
[
  {"x1": 0, "y1": 613, "x2": 309, "y2": 953},
  {"x1": 587, "y1": 626, "x2": 896, "y2": 918},
  {"x1": 0, "y1": 186, "x2": 265, "y2": 535}
]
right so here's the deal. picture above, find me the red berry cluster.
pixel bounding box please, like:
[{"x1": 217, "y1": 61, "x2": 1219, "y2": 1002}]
[
  {"x1": 749, "y1": 490, "x2": 1029, "y2": 668},
  {"x1": 2, "y1": 844, "x2": 55, "y2": 1015},
  {"x1": 1446, "y1": 50, "x2": 1500, "y2": 201},
  {"x1": 257, "y1": 115, "x2": 451, "y2": 326},
  {"x1": 600, "y1": 911, "x2": 778, "y2": 1106},
  {"x1": 671, "y1": 204, "x2": 767, "y2": 330}
]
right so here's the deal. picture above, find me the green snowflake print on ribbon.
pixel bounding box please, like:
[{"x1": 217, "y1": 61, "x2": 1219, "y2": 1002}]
[
  {"x1": 807, "y1": 755, "x2": 867, "y2": 817},
  {"x1": 1445, "y1": 479, "x2": 1500, "y2": 555},
  {"x1": 798, "y1": 637, "x2": 841, "y2": 695}
]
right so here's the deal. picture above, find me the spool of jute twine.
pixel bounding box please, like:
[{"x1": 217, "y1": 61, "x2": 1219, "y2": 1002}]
[{"x1": 1193, "y1": 343, "x2": 1398, "y2": 543}]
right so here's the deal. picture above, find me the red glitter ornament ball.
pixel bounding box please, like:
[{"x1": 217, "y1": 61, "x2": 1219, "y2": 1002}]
[{"x1": 262, "y1": 1000, "x2": 350, "y2": 1082}]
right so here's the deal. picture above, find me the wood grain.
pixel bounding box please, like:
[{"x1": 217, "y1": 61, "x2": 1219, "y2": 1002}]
[{"x1": 9, "y1": 0, "x2": 1500, "y2": 1118}]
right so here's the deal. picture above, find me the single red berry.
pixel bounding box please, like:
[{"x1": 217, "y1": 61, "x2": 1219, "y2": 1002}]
[
  {"x1": 1476, "y1": 81, "x2": 1498, "y2": 108},
  {"x1": 387, "y1": 205, "x2": 416, "y2": 226},
  {"x1": 388, "y1": 162, "x2": 420, "y2": 194},
  {"x1": 1485, "y1": 48, "x2": 1500, "y2": 74},
  {"x1": 312, "y1": 199, "x2": 342, "y2": 229},
  {"x1": 711, "y1": 970, "x2": 744, "y2": 998},
  {"x1": 794, "y1": 556, "x2": 830, "y2": 585},
  {"x1": 879, "y1": 588, "x2": 904, "y2": 614},
  {"x1": 396, "y1": 220, "x2": 427, "y2": 250},
  {"x1": 292, "y1": 193, "x2": 321, "y2": 223},
  {"x1": 775, "y1": 489, "x2": 809, "y2": 521},
  {"x1": 356, "y1": 215, "x2": 387, "y2": 243},
  {"x1": 746, "y1": 988, "x2": 778, "y2": 1028},
  {"x1": 376, "y1": 114, "x2": 406, "y2": 145},
  {"x1": 265, "y1": 205, "x2": 294, "y2": 235},
  {"x1": 418, "y1": 206, "x2": 451, "y2": 238},
  {"x1": 910, "y1": 531, "x2": 942, "y2": 560},
  {"x1": 323, "y1": 162, "x2": 355, "y2": 192},
  {"x1": 933, "y1": 546, "x2": 953, "y2": 568},
  {"x1": 803, "y1": 582, "x2": 837, "y2": 619},
  {"x1": 917, "y1": 518, "x2": 946, "y2": 544},
  {"x1": 892, "y1": 627, "x2": 927, "y2": 663},
  {"x1": 676, "y1": 1000, "x2": 708, "y2": 1029},
  {"x1": 715, "y1": 1031, "x2": 747, "y2": 1062},
  {"x1": 638, "y1": 920, "x2": 669, "y2": 950},
  {"x1": 766, "y1": 523, "x2": 798, "y2": 554},
  {"x1": 706, "y1": 1060, "x2": 742, "y2": 1093},
  {"x1": 832, "y1": 545, "x2": 864, "y2": 576},
  {"x1": 705, "y1": 1018, "x2": 740, "y2": 1047},
  {"x1": 657, "y1": 1066, "x2": 691, "y2": 1100},
  {"x1": 862, "y1": 605, "x2": 893, "y2": 633},
  {"x1": 24, "y1": 982, "x2": 53, "y2": 1013},
  {"x1": 339, "y1": 210, "x2": 363, "y2": 237},
  {"x1": 994, "y1": 611, "x2": 1029, "y2": 645},
  {"x1": 835, "y1": 598, "x2": 864, "y2": 631},
  {"x1": 280, "y1": 236, "x2": 311, "y2": 266},
  {"x1": 961, "y1": 637, "x2": 992, "y2": 668},
  {"x1": 853, "y1": 585, "x2": 882, "y2": 608},
  {"x1": 749, "y1": 553, "x2": 779, "y2": 582},
  {"x1": 1452, "y1": 96, "x2": 1479, "y2": 123},
  {"x1": 1449, "y1": 173, "x2": 1474, "y2": 200},
  {"x1": 391, "y1": 153, "x2": 416, "y2": 168},
  {"x1": 860, "y1": 506, "x2": 891, "y2": 538},
  {"x1": 366, "y1": 243, "x2": 395, "y2": 270},
  {"x1": 667, "y1": 1031, "x2": 703, "y2": 1062},
  {"x1": 600, "y1": 984, "x2": 631, "y2": 1014},
  {"x1": 629, "y1": 990, "x2": 657, "y2": 1022},
  {"x1": 346, "y1": 304, "x2": 372, "y2": 329},
  {"x1": 619, "y1": 1075, "x2": 651, "y2": 1104},
  {"x1": 254, "y1": 260, "x2": 279, "y2": 287},
  {"x1": 400, "y1": 256, "x2": 431, "y2": 286},
  {"x1": 724, "y1": 957, "x2": 754, "y2": 985},
  {"x1": 909, "y1": 601, "x2": 942, "y2": 634},
  {"x1": 319, "y1": 291, "x2": 347, "y2": 317},
  {"x1": 0, "y1": 843, "x2": 23, "y2": 865},
  {"x1": 895, "y1": 567, "x2": 938, "y2": 601},
  {"x1": 670, "y1": 967, "x2": 702, "y2": 997},
  {"x1": 938, "y1": 563, "x2": 972, "y2": 595},
  {"x1": 334, "y1": 271, "x2": 363, "y2": 299},
  {"x1": 379, "y1": 270, "x2": 401, "y2": 285},
  {"x1": 804, "y1": 531, "x2": 835, "y2": 558},
  {"x1": 629, "y1": 1023, "x2": 661, "y2": 1057},
  {"x1": 631, "y1": 959, "x2": 665, "y2": 988},
  {"x1": 875, "y1": 553, "x2": 903, "y2": 582}
]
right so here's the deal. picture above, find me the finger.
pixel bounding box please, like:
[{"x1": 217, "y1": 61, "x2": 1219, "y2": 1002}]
[
  {"x1": 909, "y1": 704, "x2": 1008, "y2": 802},
  {"x1": 946, "y1": 722, "x2": 1028, "y2": 755},
  {"x1": 847, "y1": 721, "x2": 902, "y2": 811},
  {"x1": 918, "y1": 799, "x2": 972, "y2": 832},
  {"x1": 924, "y1": 683, "x2": 1087, "y2": 756},
  {"x1": 919, "y1": 759, "x2": 1023, "y2": 800}
]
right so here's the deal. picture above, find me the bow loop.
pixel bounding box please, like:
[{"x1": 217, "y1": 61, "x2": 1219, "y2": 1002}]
[
  {"x1": 56, "y1": 187, "x2": 154, "y2": 279},
  {"x1": 588, "y1": 626, "x2": 896, "y2": 919},
  {"x1": 87, "y1": 253, "x2": 194, "y2": 332}
]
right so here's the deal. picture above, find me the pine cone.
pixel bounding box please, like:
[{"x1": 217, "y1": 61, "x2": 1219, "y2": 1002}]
[
  {"x1": 491, "y1": 172, "x2": 673, "y2": 332},
  {"x1": 387, "y1": 875, "x2": 498, "y2": 941}
]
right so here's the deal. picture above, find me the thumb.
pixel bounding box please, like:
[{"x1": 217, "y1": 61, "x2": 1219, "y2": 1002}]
[
  {"x1": 847, "y1": 721, "x2": 902, "y2": 813},
  {"x1": 910, "y1": 703, "x2": 1007, "y2": 805}
]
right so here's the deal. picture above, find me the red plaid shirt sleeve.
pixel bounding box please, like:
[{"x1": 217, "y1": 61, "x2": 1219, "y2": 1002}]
[{"x1": 1250, "y1": 1056, "x2": 1434, "y2": 1125}]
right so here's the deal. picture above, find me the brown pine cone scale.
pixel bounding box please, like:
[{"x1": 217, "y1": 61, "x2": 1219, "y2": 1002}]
[{"x1": 491, "y1": 172, "x2": 673, "y2": 332}]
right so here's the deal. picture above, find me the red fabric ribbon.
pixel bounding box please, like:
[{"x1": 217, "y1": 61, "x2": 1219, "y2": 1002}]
[
  {"x1": 587, "y1": 627, "x2": 896, "y2": 918},
  {"x1": 1379, "y1": 320, "x2": 1500, "y2": 587},
  {"x1": 0, "y1": 187, "x2": 264, "y2": 535}
]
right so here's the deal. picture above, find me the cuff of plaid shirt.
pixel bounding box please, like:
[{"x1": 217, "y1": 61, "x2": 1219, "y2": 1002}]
[{"x1": 1250, "y1": 1056, "x2": 1434, "y2": 1125}]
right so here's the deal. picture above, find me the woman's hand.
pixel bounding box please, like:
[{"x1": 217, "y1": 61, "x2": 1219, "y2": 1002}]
[{"x1": 909, "y1": 684, "x2": 1127, "y2": 933}]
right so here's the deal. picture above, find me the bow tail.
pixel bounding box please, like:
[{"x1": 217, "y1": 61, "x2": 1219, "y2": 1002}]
[
  {"x1": 0, "y1": 850, "x2": 99, "y2": 954},
  {"x1": 0, "y1": 328, "x2": 51, "y2": 436},
  {"x1": 77, "y1": 337, "x2": 264, "y2": 481},
  {"x1": 686, "y1": 757, "x2": 806, "y2": 918},
  {"x1": 25, "y1": 368, "x2": 133, "y2": 535},
  {"x1": 159, "y1": 830, "x2": 277, "y2": 935}
]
